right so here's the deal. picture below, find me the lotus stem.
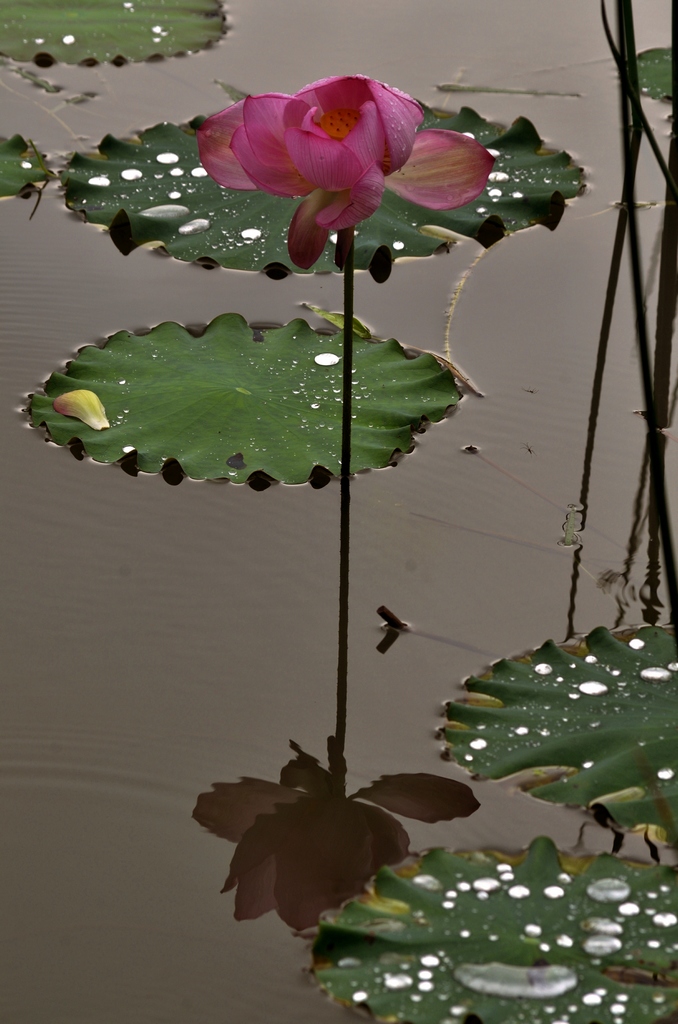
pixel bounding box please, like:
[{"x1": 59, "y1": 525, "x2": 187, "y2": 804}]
[{"x1": 341, "y1": 228, "x2": 355, "y2": 478}]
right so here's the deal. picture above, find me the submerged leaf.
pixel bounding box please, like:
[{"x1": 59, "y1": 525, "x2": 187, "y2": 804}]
[
  {"x1": 0, "y1": 0, "x2": 224, "y2": 64},
  {"x1": 314, "y1": 836, "x2": 678, "y2": 1024},
  {"x1": 444, "y1": 625, "x2": 678, "y2": 838},
  {"x1": 30, "y1": 315, "x2": 459, "y2": 483},
  {"x1": 61, "y1": 107, "x2": 582, "y2": 273},
  {"x1": 303, "y1": 305, "x2": 372, "y2": 339}
]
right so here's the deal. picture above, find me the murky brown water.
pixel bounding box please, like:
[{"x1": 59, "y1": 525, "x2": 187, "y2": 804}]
[{"x1": 2, "y1": 1, "x2": 677, "y2": 1021}]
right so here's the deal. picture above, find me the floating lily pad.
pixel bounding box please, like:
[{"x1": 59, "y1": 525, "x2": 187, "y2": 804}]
[
  {"x1": 29, "y1": 315, "x2": 459, "y2": 483},
  {"x1": 444, "y1": 626, "x2": 678, "y2": 841},
  {"x1": 0, "y1": 135, "x2": 47, "y2": 196},
  {"x1": 638, "y1": 48, "x2": 672, "y2": 101},
  {"x1": 61, "y1": 107, "x2": 582, "y2": 274},
  {"x1": 0, "y1": 0, "x2": 224, "y2": 65},
  {"x1": 314, "y1": 836, "x2": 678, "y2": 1024}
]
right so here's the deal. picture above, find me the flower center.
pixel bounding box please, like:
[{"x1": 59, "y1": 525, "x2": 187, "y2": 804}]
[{"x1": 319, "y1": 108, "x2": 361, "y2": 140}]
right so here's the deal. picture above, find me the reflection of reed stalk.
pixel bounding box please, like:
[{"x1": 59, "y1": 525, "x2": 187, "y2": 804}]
[
  {"x1": 332, "y1": 473, "x2": 350, "y2": 792},
  {"x1": 565, "y1": 131, "x2": 640, "y2": 638},
  {"x1": 614, "y1": 0, "x2": 678, "y2": 645}
]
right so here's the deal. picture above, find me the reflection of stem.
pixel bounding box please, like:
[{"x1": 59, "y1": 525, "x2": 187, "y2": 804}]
[
  {"x1": 643, "y1": 140, "x2": 678, "y2": 625},
  {"x1": 341, "y1": 230, "x2": 355, "y2": 478},
  {"x1": 616, "y1": 0, "x2": 678, "y2": 645},
  {"x1": 653, "y1": 141, "x2": 678, "y2": 434},
  {"x1": 330, "y1": 474, "x2": 351, "y2": 792},
  {"x1": 614, "y1": 442, "x2": 649, "y2": 628},
  {"x1": 565, "y1": 132, "x2": 640, "y2": 639}
]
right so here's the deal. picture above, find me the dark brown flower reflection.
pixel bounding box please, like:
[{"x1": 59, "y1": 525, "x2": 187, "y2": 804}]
[{"x1": 193, "y1": 741, "x2": 479, "y2": 930}]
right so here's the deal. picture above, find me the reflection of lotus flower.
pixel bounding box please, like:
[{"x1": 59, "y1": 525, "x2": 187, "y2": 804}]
[
  {"x1": 197, "y1": 75, "x2": 494, "y2": 268},
  {"x1": 193, "y1": 742, "x2": 479, "y2": 931}
]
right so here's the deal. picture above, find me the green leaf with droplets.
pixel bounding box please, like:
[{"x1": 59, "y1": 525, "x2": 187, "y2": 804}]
[
  {"x1": 444, "y1": 626, "x2": 678, "y2": 840},
  {"x1": 314, "y1": 836, "x2": 678, "y2": 1024},
  {"x1": 0, "y1": 135, "x2": 47, "y2": 196},
  {"x1": 29, "y1": 315, "x2": 459, "y2": 483},
  {"x1": 638, "y1": 48, "x2": 672, "y2": 100},
  {"x1": 0, "y1": 0, "x2": 223, "y2": 65},
  {"x1": 61, "y1": 107, "x2": 582, "y2": 274}
]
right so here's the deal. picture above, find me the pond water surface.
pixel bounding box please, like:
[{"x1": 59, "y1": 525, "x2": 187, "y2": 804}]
[{"x1": 1, "y1": 1, "x2": 677, "y2": 1021}]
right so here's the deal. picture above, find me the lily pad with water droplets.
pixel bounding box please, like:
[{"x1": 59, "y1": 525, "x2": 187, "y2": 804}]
[
  {"x1": 29, "y1": 315, "x2": 459, "y2": 483},
  {"x1": 0, "y1": 0, "x2": 224, "y2": 65},
  {"x1": 638, "y1": 49, "x2": 672, "y2": 101},
  {"x1": 61, "y1": 107, "x2": 582, "y2": 274},
  {"x1": 444, "y1": 626, "x2": 678, "y2": 841},
  {"x1": 0, "y1": 135, "x2": 47, "y2": 196},
  {"x1": 313, "y1": 836, "x2": 678, "y2": 1024}
]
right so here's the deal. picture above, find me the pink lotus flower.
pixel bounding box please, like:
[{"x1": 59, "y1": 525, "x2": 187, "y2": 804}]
[{"x1": 197, "y1": 75, "x2": 494, "y2": 269}]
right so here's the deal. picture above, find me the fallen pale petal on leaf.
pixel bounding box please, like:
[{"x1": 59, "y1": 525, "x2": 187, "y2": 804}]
[{"x1": 53, "y1": 390, "x2": 110, "y2": 430}]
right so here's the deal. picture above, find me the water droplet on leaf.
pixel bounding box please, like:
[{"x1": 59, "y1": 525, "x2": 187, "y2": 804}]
[
  {"x1": 139, "y1": 204, "x2": 190, "y2": 218},
  {"x1": 453, "y1": 963, "x2": 578, "y2": 999},
  {"x1": 586, "y1": 878, "x2": 631, "y2": 902},
  {"x1": 178, "y1": 218, "x2": 210, "y2": 235},
  {"x1": 640, "y1": 666, "x2": 671, "y2": 682},
  {"x1": 579, "y1": 681, "x2": 608, "y2": 695}
]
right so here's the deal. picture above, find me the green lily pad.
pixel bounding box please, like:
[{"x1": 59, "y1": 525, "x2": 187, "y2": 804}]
[
  {"x1": 61, "y1": 107, "x2": 582, "y2": 274},
  {"x1": 0, "y1": 0, "x2": 224, "y2": 65},
  {"x1": 29, "y1": 315, "x2": 459, "y2": 483},
  {"x1": 444, "y1": 626, "x2": 678, "y2": 841},
  {"x1": 638, "y1": 48, "x2": 672, "y2": 101},
  {"x1": 314, "y1": 836, "x2": 678, "y2": 1024},
  {"x1": 0, "y1": 135, "x2": 47, "y2": 196}
]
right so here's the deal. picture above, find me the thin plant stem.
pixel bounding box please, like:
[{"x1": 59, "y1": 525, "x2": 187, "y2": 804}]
[
  {"x1": 444, "y1": 248, "x2": 487, "y2": 364},
  {"x1": 615, "y1": 0, "x2": 678, "y2": 643},
  {"x1": 28, "y1": 139, "x2": 56, "y2": 178},
  {"x1": 341, "y1": 229, "x2": 355, "y2": 478},
  {"x1": 674, "y1": 0, "x2": 678, "y2": 132},
  {"x1": 332, "y1": 229, "x2": 355, "y2": 786}
]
